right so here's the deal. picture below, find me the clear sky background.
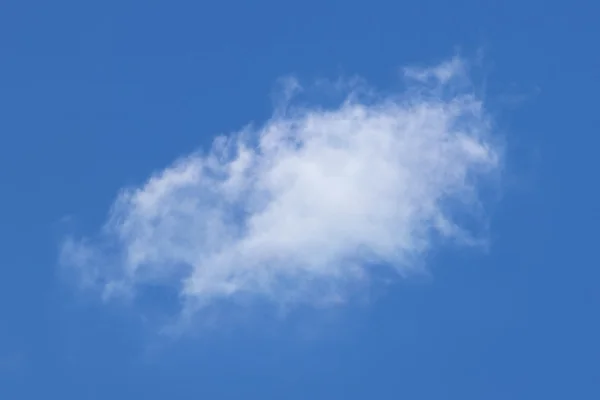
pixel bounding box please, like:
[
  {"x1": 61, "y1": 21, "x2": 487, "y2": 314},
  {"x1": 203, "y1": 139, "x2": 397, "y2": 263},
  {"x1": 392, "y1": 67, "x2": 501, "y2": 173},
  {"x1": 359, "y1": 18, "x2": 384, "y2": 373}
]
[{"x1": 1, "y1": 1, "x2": 599, "y2": 399}]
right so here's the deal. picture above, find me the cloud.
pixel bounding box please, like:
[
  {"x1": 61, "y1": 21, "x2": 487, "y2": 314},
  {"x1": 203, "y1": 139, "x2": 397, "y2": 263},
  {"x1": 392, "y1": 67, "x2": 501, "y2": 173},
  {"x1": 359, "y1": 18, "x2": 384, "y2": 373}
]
[
  {"x1": 403, "y1": 56, "x2": 466, "y2": 85},
  {"x1": 60, "y1": 57, "x2": 502, "y2": 319}
]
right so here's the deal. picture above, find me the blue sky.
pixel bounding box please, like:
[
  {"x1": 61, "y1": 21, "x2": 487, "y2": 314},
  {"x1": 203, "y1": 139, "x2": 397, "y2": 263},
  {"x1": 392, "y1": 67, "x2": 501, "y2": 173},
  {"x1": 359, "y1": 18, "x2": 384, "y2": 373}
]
[{"x1": 1, "y1": 0, "x2": 599, "y2": 399}]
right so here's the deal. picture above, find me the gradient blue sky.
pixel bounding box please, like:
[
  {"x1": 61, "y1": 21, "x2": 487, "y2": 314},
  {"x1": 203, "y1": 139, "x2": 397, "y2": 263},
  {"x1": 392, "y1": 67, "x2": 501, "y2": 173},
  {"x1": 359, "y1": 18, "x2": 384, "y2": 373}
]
[{"x1": 1, "y1": 0, "x2": 599, "y2": 399}]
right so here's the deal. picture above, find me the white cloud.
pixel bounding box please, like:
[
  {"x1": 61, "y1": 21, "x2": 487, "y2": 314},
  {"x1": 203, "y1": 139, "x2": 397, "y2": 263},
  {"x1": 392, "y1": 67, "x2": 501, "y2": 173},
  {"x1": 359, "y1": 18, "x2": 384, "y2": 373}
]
[
  {"x1": 403, "y1": 56, "x2": 466, "y2": 85},
  {"x1": 60, "y1": 57, "x2": 502, "y2": 318}
]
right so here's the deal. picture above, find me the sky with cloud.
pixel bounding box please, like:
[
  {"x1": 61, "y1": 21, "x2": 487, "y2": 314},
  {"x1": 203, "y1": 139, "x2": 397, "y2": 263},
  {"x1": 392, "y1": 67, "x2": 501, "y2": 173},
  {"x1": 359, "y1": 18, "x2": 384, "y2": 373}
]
[{"x1": 1, "y1": 0, "x2": 599, "y2": 399}]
